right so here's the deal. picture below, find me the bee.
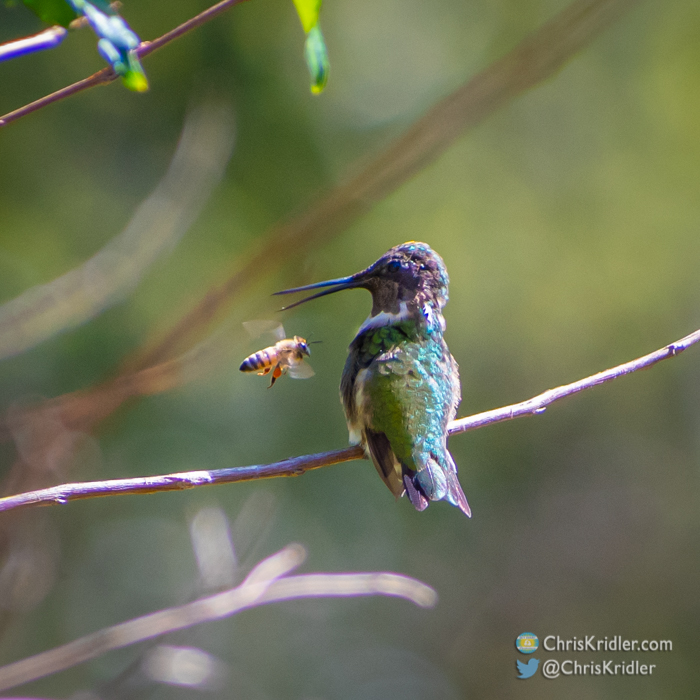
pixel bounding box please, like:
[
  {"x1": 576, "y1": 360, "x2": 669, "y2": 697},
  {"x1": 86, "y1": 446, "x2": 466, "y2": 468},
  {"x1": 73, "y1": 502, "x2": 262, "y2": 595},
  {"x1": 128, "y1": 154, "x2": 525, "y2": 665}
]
[{"x1": 239, "y1": 321, "x2": 316, "y2": 388}]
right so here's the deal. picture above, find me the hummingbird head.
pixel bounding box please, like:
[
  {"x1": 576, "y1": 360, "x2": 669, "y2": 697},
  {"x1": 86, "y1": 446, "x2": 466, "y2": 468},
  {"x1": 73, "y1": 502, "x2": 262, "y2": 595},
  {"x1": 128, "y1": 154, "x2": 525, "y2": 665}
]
[{"x1": 275, "y1": 242, "x2": 449, "y2": 319}]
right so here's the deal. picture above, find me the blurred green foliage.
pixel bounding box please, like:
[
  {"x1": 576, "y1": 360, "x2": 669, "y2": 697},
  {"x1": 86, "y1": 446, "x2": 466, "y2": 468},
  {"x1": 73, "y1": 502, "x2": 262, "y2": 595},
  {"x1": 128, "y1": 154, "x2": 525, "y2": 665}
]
[
  {"x1": 293, "y1": 0, "x2": 329, "y2": 93},
  {"x1": 0, "y1": 0, "x2": 699, "y2": 698},
  {"x1": 17, "y1": 0, "x2": 77, "y2": 28},
  {"x1": 293, "y1": 0, "x2": 321, "y2": 32}
]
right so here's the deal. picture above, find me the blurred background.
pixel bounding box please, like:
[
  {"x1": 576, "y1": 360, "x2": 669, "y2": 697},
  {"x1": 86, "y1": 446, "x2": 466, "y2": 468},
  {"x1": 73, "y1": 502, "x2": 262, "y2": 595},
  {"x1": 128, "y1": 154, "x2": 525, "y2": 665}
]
[{"x1": 0, "y1": 0, "x2": 699, "y2": 697}]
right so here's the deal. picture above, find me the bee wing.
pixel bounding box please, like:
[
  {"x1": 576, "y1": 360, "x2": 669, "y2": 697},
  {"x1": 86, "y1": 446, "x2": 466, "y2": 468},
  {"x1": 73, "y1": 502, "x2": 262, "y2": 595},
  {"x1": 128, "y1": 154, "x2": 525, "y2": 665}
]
[
  {"x1": 243, "y1": 320, "x2": 286, "y2": 342},
  {"x1": 288, "y1": 361, "x2": 315, "y2": 379}
]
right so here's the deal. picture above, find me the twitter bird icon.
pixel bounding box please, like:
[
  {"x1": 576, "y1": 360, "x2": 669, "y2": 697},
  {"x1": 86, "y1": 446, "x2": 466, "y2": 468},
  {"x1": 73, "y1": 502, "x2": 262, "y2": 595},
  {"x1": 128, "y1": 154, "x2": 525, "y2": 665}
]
[{"x1": 516, "y1": 657, "x2": 540, "y2": 679}]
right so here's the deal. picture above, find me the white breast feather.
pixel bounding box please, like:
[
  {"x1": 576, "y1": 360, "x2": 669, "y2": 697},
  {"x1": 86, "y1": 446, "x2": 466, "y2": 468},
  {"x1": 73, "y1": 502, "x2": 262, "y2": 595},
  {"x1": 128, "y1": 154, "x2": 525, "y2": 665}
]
[{"x1": 358, "y1": 302, "x2": 410, "y2": 333}]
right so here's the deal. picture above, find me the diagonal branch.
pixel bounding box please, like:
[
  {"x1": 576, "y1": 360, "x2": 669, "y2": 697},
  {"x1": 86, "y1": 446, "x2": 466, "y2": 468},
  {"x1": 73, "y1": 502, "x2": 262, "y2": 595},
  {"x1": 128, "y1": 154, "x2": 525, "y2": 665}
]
[
  {"x1": 0, "y1": 326, "x2": 696, "y2": 514},
  {"x1": 0, "y1": 543, "x2": 437, "y2": 692},
  {"x1": 449, "y1": 327, "x2": 700, "y2": 432},
  {"x1": 0, "y1": 0, "x2": 250, "y2": 128}
]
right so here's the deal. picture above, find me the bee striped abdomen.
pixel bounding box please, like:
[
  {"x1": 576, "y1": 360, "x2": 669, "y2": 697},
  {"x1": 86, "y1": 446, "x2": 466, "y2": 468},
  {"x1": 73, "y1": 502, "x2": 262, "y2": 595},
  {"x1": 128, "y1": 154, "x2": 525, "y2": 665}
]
[{"x1": 239, "y1": 348, "x2": 275, "y2": 373}]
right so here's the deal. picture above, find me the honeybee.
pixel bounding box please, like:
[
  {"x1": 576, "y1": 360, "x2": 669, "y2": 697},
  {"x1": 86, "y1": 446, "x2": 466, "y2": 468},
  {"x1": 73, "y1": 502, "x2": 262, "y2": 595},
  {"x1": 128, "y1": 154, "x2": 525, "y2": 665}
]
[{"x1": 239, "y1": 321, "x2": 316, "y2": 388}]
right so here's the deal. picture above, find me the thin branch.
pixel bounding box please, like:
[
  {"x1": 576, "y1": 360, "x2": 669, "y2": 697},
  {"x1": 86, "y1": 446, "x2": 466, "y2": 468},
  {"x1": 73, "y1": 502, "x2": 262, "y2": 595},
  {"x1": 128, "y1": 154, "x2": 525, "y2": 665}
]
[
  {"x1": 0, "y1": 544, "x2": 436, "y2": 692},
  {"x1": 0, "y1": 446, "x2": 363, "y2": 512},
  {"x1": 449, "y1": 326, "x2": 700, "y2": 433},
  {"x1": 137, "y1": 0, "x2": 248, "y2": 59},
  {"x1": 0, "y1": 326, "x2": 696, "y2": 514},
  {"x1": 0, "y1": 26, "x2": 68, "y2": 62},
  {"x1": 0, "y1": 68, "x2": 113, "y2": 128},
  {"x1": 0, "y1": 0, "x2": 249, "y2": 128}
]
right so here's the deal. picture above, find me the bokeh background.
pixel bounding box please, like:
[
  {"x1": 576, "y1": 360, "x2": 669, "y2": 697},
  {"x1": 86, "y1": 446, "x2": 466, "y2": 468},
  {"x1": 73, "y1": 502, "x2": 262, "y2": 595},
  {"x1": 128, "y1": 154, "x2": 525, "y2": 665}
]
[{"x1": 1, "y1": 0, "x2": 699, "y2": 697}]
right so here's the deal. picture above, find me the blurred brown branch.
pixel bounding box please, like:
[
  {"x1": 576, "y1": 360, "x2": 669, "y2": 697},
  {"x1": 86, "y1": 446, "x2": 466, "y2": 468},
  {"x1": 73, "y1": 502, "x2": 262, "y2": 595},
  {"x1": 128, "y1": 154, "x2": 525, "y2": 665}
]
[
  {"x1": 1, "y1": 325, "x2": 695, "y2": 514},
  {"x1": 0, "y1": 103, "x2": 233, "y2": 361},
  {"x1": 0, "y1": 0, "x2": 249, "y2": 128},
  {"x1": 0, "y1": 0, "x2": 640, "y2": 449},
  {"x1": 0, "y1": 543, "x2": 437, "y2": 692},
  {"x1": 126, "y1": 0, "x2": 640, "y2": 372}
]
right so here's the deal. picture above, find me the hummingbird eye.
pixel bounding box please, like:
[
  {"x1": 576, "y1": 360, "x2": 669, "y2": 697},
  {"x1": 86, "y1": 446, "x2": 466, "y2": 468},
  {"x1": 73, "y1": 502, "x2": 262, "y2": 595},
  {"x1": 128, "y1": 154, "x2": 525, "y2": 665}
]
[{"x1": 387, "y1": 260, "x2": 402, "y2": 271}]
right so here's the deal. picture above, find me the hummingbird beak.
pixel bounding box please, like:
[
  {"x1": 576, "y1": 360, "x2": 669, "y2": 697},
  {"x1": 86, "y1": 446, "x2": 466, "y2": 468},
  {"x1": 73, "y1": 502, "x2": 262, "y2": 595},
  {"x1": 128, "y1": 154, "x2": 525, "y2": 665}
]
[{"x1": 274, "y1": 274, "x2": 365, "y2": 310}]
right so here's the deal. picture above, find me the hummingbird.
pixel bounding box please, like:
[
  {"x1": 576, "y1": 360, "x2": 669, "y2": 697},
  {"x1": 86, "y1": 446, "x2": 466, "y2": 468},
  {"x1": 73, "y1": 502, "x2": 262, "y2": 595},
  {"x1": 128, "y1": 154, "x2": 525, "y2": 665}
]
[{"x1": 275, "y1": 242, "x2": 470, "y2": 516}]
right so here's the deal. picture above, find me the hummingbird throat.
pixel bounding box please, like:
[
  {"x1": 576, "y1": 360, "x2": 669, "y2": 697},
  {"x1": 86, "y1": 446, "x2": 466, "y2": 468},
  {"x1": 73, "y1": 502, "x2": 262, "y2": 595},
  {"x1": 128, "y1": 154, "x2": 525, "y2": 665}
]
[
  {"x1": 359, "y1": 302, "x2": 411, "y2": 333},
  {"x1": 359, "y1": 299, "x2": 445, "y2": 335}
]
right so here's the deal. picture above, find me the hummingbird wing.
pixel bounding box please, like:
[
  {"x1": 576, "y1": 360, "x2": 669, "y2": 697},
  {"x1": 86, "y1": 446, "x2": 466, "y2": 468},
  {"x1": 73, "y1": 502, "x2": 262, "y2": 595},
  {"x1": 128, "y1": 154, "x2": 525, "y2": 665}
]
[
  {"x1": 342, "y1": 348, "x2": 414, "y2": 502},
  {"x1": 363, "y1": 428, "x2": 413, "y2": 500}
]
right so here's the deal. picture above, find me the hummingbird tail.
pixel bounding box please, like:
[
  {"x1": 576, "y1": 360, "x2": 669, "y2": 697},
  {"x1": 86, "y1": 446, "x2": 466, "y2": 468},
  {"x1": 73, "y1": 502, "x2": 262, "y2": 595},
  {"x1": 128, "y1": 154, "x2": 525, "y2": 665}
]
[
  {"x1": 363, "y1": 429, "x2": 470, "y2": 516},
  {"x1": 414, "y1": 452, "x2": 472, "y2": 518},
  {"x1": 443, "y1": 452, "x2": 471, "y2": 517},
  {"x1": 444, "y1": 471, "x2": 471, "y2": 517}
]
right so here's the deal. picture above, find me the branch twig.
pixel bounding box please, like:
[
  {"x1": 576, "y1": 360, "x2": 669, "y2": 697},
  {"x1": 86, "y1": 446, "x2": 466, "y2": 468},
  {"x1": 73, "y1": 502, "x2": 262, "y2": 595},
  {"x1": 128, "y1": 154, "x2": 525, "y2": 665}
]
[
  {"x1": 0, "y1": 544, "x2": 437, "y2": 692},
  {"x1": 449, "y1": 327, "x2": 700, "y2": 432},
  {"x1": 0, "y1": 26, "x2": 68, "y2": 62},
  {"x1": 0, "y1": 327, "x2": 696, "y2": 514},
  {"x1": 0, "y1": 0, "x2": 249, "y2": 128}
]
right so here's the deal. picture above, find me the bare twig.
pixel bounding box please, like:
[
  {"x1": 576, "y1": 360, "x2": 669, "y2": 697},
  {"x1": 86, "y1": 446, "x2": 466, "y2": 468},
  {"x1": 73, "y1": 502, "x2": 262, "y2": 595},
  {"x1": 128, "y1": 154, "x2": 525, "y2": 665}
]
[
  {"x1": 449, "y1": 327, "x2": 700, "y2": 432},
  {"x1": 0, "y1": 446, "x2": 363, "y2": 512},
  {"x1": 0, "y1": 26, "x2": 68, "y2": 62},
  {"x1": 0, "y1": 0, "x2": 249, "y2": 128},
  {"x1": 0, "y1": 327, "x2": 696, "y2": 514},
  {"x1": 0, "y1": 544, "x2": 436, "y2": 692}
]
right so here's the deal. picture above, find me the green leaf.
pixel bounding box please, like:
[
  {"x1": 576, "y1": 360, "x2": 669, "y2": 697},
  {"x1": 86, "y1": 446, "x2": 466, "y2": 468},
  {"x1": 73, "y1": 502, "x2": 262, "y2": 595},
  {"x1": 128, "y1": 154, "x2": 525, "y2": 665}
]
[
  {"x1": 21, "y1": 0, "x2": 77, "y2": 27},
  {"x1": 292, "y1": 0, "x2": 321, "y2": 34},
  {"x1": 304, "y1": 24, "x2": 328, "y2": 94}
]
